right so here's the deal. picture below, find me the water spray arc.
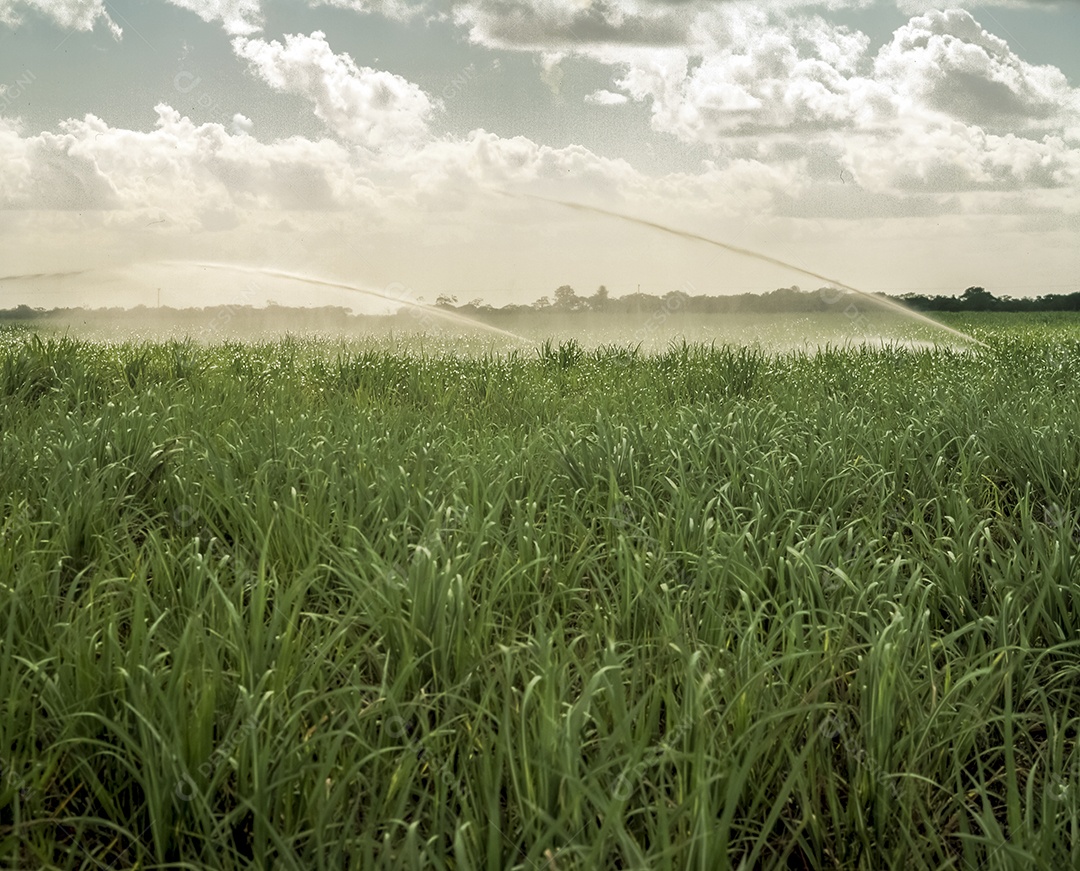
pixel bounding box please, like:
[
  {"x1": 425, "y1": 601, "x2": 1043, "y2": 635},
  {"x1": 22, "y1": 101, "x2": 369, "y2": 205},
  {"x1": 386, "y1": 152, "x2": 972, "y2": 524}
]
[
  {"x1": 161, "y1": 261, "x2": 530, "y2": 343},
  {"x1": 494, "y1": 190, "x2": 986, "y2": 348},
  {"x1": 2, "y1": 261, "x2": 530, "y2": 343},
  {"x1": 0, "y1": 269, "x2": 91, "y2": 282}
]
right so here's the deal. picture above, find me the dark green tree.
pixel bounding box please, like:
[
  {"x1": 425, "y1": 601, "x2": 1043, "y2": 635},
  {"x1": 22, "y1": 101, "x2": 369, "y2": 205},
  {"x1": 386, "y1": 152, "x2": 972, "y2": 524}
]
[
  {"x1": 960, "y1": 286, "x2": 997, "y2": 311},
  {"x1": 553, "y1": 284, "x2": 584, "y2": 312}
]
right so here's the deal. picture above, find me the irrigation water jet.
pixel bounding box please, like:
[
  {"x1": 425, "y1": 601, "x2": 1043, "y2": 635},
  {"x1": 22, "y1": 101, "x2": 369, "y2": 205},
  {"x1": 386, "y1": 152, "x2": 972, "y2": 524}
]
[
  {"x1": 494, "y1": 190, "x2": 987, "y2": 349},
  {"x1": 162, "y1": 261, "x2": 530, "y2": 343},
  {"x1": 0, "y1": 269, "x2": 92, "y2": 282},
  {"x1": 3, "y1": 261, "x2": 531, "y2": 343}
]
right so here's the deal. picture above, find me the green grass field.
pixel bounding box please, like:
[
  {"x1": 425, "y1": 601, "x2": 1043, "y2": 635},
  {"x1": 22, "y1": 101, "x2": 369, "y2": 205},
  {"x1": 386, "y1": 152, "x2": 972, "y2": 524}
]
[{"x1": 1, "y1": 314, "x2": 1079, "y2": 869}]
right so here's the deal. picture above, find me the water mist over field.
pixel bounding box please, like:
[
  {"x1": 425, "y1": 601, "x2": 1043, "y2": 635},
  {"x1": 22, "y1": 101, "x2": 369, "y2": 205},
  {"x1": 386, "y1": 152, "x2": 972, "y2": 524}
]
[
  {"x1": 0, "y1": 198, "x2": 983, "y2": 352},
  {"x1": 496, "y1": 190, "x2": 985, "y2": 349},
  {"x1": 165, "y1": 261, "x2": 531, "y2": 343}
]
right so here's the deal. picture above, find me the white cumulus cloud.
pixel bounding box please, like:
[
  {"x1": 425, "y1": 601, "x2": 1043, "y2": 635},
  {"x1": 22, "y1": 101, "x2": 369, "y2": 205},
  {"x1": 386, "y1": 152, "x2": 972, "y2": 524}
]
[
  {"x1": 584, "y1": 89, "x2": 629, "y2": 106},
  {"x1": 614, "y1": 14, "x2": 881, "y2": 144},
  {"x1": 568, "y1": 7, "x2": 1080, "y2": 200},
  {"x1": 164, "y1": 0, "x2": 263, "y2": 35},
  {"x1": 232, "y1": 31, "x2": 438, "y2": 150},
  {"x1": 452, "y1": 0, "x2": 704, "y2": 52},
  {"x1": 309, "y1": 0, "x2": 427, "y2": 22},
  {"x1": 874, "y1": 9, "x2": 1075, "y2": 131},
  {"x1": 0, "y1": 104, "x2": 367, "y2": 218},
  {"x1": 451, "y1": 0, "x2": 880, "y2": 54},
  {"x1": 0, "y1": 0, "x2": 120, "y2": 37}
]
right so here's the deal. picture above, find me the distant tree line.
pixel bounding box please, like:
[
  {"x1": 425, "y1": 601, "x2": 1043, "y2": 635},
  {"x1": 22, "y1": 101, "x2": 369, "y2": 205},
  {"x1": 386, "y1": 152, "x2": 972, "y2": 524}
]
[
  {"x1": 898, "y1": 286, "x2": 1080, "y2": 313},
  {"x1": 443, "y1": 284, "x2": 1080, "y2": 316},
  {"x1": 3, "y1": 285, "x2": 1079, "y2": 323},
  {"x1": 0, "y1": 304, "x2": 42, "y2": 320}
]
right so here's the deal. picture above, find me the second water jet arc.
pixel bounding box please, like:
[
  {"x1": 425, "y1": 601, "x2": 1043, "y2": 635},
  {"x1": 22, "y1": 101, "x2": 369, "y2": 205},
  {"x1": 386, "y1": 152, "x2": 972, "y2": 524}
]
[{"x1": 493, "y1": 189, "x2": 985, "y2": 349}]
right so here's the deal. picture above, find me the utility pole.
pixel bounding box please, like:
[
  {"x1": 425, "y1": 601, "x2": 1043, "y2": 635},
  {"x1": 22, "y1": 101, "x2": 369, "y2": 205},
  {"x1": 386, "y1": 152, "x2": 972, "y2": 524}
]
[{"x1": 157, "y1": 288, "x2": 161, "y2": 308}]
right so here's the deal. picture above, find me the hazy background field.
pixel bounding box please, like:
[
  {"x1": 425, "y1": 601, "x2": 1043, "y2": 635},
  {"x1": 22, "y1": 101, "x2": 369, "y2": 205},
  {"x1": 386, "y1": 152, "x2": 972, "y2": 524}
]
[{"x1": 6, "y1": 306, "x2": 968, "y2": 355}]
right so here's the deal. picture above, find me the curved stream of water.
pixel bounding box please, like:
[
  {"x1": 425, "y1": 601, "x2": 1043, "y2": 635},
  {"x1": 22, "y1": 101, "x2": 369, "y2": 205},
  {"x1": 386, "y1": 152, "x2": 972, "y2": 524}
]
[
  {"x1": 495, "y1": 190, "x2": 986, "y2": 348},
  {"x1": 166, "y1": 261, "x2": 531, "y2": 342},
  {"x1": 3, "y1": 217, "x2": 985, "y2": 350}
]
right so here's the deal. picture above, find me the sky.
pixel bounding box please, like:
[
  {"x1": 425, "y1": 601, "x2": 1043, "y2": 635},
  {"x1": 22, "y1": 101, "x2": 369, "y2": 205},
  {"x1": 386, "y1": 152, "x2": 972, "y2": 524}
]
[{"x1": 0, "y1": 0, "x2": 1078, "y2": 311}]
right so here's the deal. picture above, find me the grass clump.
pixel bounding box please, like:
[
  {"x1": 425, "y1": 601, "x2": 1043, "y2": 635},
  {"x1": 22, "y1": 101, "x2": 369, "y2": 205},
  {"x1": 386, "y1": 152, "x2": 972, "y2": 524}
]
[{"x1": 1, "y1": 318, "x2": 1079, "y2": 869}]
